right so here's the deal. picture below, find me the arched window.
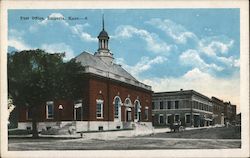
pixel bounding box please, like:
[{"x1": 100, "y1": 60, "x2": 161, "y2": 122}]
[
  {"x1": 113, "y1": 96, "x2": 122, "y2": 120},
  {"x1": 134, "y1": 100, "x2": 141, "y2": 122}
]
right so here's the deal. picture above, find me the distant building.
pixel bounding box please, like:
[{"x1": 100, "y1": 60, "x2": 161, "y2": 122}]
[
  {"x1": 211, "y1": 97, "x2": 225, "y2": 125},
  {"x1": 235, "y1": 113, "x2": 241, "y2": 125},
  {"x1": 224, "y1": 101, "x2": 237, "y2": 124},
  {"x1": 17, "y1": 16, "x2": 152, "y2": 133},
  {"x1": 152, "y1": 90, "x2": 213, "y2": 128}
]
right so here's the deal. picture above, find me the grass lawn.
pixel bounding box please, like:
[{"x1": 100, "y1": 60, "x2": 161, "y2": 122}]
[{"x1": 8, "y1": 129, "x2": 32, "y2": 135}]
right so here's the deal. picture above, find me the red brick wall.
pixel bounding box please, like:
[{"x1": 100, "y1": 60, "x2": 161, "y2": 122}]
[
  {"x1": 88, "y1": 75, "x2": 152, "y2": 122},
  {"x1": 18, "y1": 100, "x2": 75, "y2": 122},
  {"x1": 18, "y1": 74, "x2": 152, "y2": 123}
]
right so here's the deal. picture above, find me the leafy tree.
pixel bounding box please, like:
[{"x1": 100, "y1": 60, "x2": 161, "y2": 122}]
[
  {"x1": 8, "y1": 96, "x2": 17, "y2": 128},
  {"x1": 8, "y1": 49, "x2": 85, "y2": 138}
]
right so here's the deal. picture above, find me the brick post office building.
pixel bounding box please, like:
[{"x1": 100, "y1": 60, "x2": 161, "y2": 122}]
[
  {"x1": 152, "y1": 90, "x2": 213, "y2": 127},
  {"x1": 18, "y1": 17, "x2": 153, "y2": 133}
]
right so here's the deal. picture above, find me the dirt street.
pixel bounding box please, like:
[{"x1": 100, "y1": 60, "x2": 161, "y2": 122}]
[{"x1": 8, "y1": 127, "x2": 241, "y2": 150}]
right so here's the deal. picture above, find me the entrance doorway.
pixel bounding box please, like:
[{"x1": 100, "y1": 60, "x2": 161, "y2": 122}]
[
  {"x1": 126, "y1": 108, "x2": 132, "y2": 122},
  {"x1": 194, "y1": 115, "x2": 200, "y2": 127}
]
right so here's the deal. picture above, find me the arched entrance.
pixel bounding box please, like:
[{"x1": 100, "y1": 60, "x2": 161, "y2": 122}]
[{"x1": 124, "y1": 98, "x2": 132, "y2": 122}]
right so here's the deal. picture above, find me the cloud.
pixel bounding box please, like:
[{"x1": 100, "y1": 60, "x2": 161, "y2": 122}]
[
  {"x1": 8, "y1": 29, "x2": 74, "y2": 60},
  {"x1": 29, "y1": 12, "x2": 96, "y2": 43},
  {"x1": 179, "y1": 49, "x2": 224, "y2": 72},
  {"x1": 142, "y1": 68, "x2": 240, "y2": 112},
  {"x1": 29, "y1": 13, "x2": 67, "y2": 32},
  {"x1": 70, "y1": 24, "x2": 97, "y2": 42},
  {"x1": 146, "y1": 18, "x2": 238, "y2": 71},
  {"x1": 116, "y1": 56, "x2": 167, "y2": 78},
  {"x1": 217, "y1": 56, "x2": 240, "y2": 68},
  {"x1": 199, "y1": 39, "x2": 234, "y2": 56},
  {"x1": 8, "y1": 39, "x2": 32, "y2": 51},
  {"x1": 41, "y1": 43, "x2": 75, "y2": 60},
  {"x1": 8, "y1": 29, "x2": 33, "y2": 50},
  {"x1": 196, "y1": 37, "x2": 238, "y2": 69},
  {"x1": 146, "y1": 18, "x2": 198, "y2": 44},
  {"x1": 114, "y1": 25, "x2": 172, "y2": 54}
]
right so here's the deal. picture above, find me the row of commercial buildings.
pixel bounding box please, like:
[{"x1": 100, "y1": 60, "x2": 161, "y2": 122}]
[
  {"x1": 152, "y1": 90, "x2": 237, "y2": 127},
  {"x1": 16, "y1": 17, "x2": 237, "y2": 134}
]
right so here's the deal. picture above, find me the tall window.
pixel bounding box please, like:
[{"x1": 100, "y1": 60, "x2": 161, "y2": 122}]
[
  {"x1": 159, "y1": 115, "x2": 164, "y2": 124},
  {"x1": 152, "y1": 102, "x2": 155, "y2": 109},
  {"x1": 174, "y1": 114, "x2": 180, "y2": 122},
  {"x1": 167, "y1": 115, "x2": 171, "y2": 124},
  {"x1": 186, "y1": 114, "x2": 191, "y2": 123},
  {"x1": 27, "y1": 108, "x2": 32, "y2": 120},
  {"x1": 96, "y1": 99, "x2": 104, "y2": 118},
  {"x1": 144, "y1": 107, "x2": 149, "y2": 120},
  {"x1": 114, "y1": 97, "x2": 121, "y2": 119},
  {"x1": 46, "y1": 101, "x2": 54, "y2": 119},
  {"x1": 134, "y1": 100, "x2": 141, "y2": 121},
  {"x1": 175, "y1": 101, "x2": 179, "y2": 109},
  {"x1": 167, "y1": 101, "x2": 171, "y2": 109},
  {"x1": 160, "y1": 101, "x2": 164, "y2": 109}
]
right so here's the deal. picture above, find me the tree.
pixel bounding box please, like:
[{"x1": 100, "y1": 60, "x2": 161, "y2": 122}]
[
  {"x1": 8, "y1": 49, "x2": 85, "y2": 138},
  {"x1": 8, "y1": 96, "x2": 17, "y2": 128}
]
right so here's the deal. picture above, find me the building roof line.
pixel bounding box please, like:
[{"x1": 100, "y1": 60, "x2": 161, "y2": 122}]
[{"x1": 153, "y1": 89, "x2": 211, "y2": 101}]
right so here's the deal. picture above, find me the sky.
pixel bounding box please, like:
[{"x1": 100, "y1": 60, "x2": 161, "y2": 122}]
[{"x1": 8, "y1": 9, "x2": 240, "y2": 112}]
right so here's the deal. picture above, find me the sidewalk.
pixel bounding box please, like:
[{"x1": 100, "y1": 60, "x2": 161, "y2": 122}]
[
  {"x1": 8, "y1": 125, "x2": 222, "y2": 139},
  {"x1": 8, "y1": 134, "x2": 81, "y2": 139}
]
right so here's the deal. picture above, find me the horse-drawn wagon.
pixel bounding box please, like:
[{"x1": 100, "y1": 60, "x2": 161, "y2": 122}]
[{"x1": 170, "y1": 122, "x2": 185, "y2": 132}]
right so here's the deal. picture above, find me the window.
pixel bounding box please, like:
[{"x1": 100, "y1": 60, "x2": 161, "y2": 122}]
[
  {"x1": 174, "y1": 114, "x2": 180, "y2": 122},
  {"x1": 134, "y1": 100, "x2": 141, "y2": 121},
  {"x1": 46, "y1": 101, "x2": 54, "y2": 119},
  {"x1": 186, "y1": 114, "x2": 191, "y2": 123},
  {"x1": 114, "y1": 97, "x2": 121, "y2": 119},
  {"x1": 175, "y1": 101, "x2": 179, "y2": 109},
  {"x1": 144, "y1": 107, "x2": 149, "y2": 120},
  {"x1": 96, "y1": 99, "x2": 104, "y2": 118},
  {"x1": 167, "y1": 115, "x2": 171, "y2": 124},
  {"x1": 201, "y1": 103, "x2": 204, "y2": 110},
  {"x1": 167, "y1": 101, "x2": 171, "y2": 109},
  {"x1": 152, "y1": 102, "x2": 155, "y2": 109},
  {"x1": 160, "y1": 101, "x2": 164, "y2": 109},
  {"x1": 193, "y1": 101, "x2": 197, "y2": 109},
  {"x1": 74, "y1": 100, "x2": 83, "y2": 121},
  {"x1": 98, "y1": 126, "x2": 103, "y2": 131},
  {"x1": 159, "y1": 115, "x2": 164, "y2": 124},
  {"x1": 27, "y1": 108, "x2": 32, "y2": 120}
]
